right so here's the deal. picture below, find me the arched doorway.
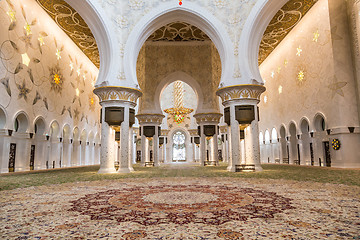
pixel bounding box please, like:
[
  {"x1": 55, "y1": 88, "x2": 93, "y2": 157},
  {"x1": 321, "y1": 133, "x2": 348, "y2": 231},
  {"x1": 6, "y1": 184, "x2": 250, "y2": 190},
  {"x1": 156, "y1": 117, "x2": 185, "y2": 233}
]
[{"x1": 172, "y1": 130, "x2": 186, "y2": 162}]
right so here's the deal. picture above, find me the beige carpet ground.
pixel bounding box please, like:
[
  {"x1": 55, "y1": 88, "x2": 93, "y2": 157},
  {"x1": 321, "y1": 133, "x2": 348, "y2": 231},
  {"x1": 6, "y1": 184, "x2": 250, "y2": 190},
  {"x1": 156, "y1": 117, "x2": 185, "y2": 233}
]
[{"x1": 0, "y1": 178, "x2": 359, "y2": 239}]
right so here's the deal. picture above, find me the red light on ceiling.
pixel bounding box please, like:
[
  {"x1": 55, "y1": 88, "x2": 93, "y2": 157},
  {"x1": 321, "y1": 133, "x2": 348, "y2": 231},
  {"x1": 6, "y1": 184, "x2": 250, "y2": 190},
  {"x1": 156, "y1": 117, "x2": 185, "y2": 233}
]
[{"x1": 179, "y1": 0, "x2": 182, "y2": 5}]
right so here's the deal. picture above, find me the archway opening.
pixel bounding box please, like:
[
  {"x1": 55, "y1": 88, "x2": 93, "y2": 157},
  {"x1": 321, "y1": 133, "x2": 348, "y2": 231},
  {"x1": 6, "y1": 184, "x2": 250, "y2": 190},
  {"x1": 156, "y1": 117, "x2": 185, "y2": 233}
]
[
  {"x1": 50, "y1": 122, "x2": 60, "y2": 141},
  {"x1": 289, "y1": 122, "x2": 299, "y2": 165},
  {"x1": 14, "y1": 113, "x2": 29, "y2": 133},
  {"x1": 63, "y1": 125, "x2": 71, "y2": 140},
  {"x1": 300, "y1": 119, "x2": 311, "y2": 165},
  {"x1": 172, "y1": 130, "x2": 186, "y2": 162},
  {"x1": 314, "y1": 114, "x2": 326, "y2": 132},
  {"x1": 136, "y1": 21, "x2": 221, "y2": 115},
  {"x1": 34, "y1": 118, "x2": 46, "y2": 136},
  {"x1": 160, "y1": 80, "x2": 197, "y2": 129}
]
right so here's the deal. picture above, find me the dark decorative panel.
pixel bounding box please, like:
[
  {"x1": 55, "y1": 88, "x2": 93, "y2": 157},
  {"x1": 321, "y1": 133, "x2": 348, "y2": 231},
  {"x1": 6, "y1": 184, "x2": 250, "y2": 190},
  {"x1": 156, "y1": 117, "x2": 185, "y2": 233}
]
[
  {"x1": 235, "y1": 105, "x2": 255, "y2": 124},
  {"x1": 240, "y1": 130, "x2": 245, "y2": 140},
  {"x1": 105, "y1": 107, "x2": 124, "y2": 126},
  {"x1": 194, "y1": 137, "x2": 200, "y2": 144},
  {"x1": 129, "y1": 108, "x2": 135, "y2": 126},
  {"x1": 8, "y1": 143, "x2": 16, "y2": 172},
  {"x1": 115, "y1": 132, "x2": 120, "y2": 142},
  {"x1": 100, "y1": 108, "x2": 102, "y2": 124},
  {"x1": 204, "y1": 125, "x2": 216, "y2": 137},
  {"x1": 224, "y1": 107, "x2": 230, "y2": 126},
  {"x1": 144, "y1": 126, "x2": 155, "y2": 137},
  {"x1": 159, "y1": 137, "x2": 164, "y2": 145},
  {"x1": 198, "y1": 126, "x2": 201, "y2": 136},
  {"x1": 30, "y1": 145, "x2": 35, "y2": 171}
]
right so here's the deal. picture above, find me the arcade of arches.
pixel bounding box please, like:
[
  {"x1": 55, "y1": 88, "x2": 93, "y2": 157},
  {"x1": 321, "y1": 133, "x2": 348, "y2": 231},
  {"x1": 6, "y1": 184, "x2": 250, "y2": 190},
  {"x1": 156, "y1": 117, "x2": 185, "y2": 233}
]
[{"x1": 0, "y1": 0, "x2": 359, "y2": 175}]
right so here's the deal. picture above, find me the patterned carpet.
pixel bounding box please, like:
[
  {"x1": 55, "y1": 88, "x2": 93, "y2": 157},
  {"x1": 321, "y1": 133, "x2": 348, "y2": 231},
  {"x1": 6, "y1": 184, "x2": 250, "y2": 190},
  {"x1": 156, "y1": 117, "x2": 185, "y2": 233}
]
[{"x1": 0, "y1": 178, "x2": 359, "y2": 239}]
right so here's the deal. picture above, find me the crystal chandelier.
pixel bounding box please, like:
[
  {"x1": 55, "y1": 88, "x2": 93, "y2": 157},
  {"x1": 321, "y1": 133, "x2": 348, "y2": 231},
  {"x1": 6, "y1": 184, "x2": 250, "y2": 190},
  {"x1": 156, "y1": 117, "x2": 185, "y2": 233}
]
[{"x1": 164, "y1": 81, "x2": 193, "y2": 124}]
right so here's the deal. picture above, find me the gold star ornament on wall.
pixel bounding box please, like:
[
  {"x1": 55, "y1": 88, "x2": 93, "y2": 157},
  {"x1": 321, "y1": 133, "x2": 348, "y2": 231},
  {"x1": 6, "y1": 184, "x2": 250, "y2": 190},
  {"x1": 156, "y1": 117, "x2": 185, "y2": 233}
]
[
  {"x1": 313, "y1": 29, "x2": 320, "y2": 42},
  {"x1": 296, "y1": 46, "x2": 302, "y2": 56}
]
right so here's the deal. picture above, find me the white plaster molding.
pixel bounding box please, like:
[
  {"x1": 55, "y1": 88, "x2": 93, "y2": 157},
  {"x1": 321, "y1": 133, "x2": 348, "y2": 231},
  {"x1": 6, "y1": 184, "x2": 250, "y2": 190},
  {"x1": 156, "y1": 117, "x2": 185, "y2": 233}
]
[
  {"x1": 239, "y1": 0, "x2": 289, "y2": 84},
  {"x1": 64, "y1": 0, "x2": 121, "y2": 86},
  {"x1": 124, "y1": 1, "x2": 234, "y2": 88}
]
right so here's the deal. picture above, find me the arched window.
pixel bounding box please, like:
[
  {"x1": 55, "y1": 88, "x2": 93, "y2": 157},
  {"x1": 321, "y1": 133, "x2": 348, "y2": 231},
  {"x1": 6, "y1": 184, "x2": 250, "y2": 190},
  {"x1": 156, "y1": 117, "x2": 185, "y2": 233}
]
[{"x1": 173, "y1": 131, "x2": 186, "y2": 161}]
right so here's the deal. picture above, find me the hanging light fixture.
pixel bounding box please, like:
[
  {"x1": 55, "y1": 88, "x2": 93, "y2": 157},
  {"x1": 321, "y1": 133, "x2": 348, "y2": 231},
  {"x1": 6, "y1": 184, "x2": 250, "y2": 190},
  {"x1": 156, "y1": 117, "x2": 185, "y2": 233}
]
[{"x1": 164, "y1": 81, "x2": 193, "y2": 124}]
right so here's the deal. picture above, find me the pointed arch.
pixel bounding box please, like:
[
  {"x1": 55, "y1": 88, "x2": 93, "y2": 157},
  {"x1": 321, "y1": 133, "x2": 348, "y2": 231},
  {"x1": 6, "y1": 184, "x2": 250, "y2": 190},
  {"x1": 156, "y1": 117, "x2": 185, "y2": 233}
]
[{"x1": 124, "y1": 2, "x2": 234, "y2": 87}]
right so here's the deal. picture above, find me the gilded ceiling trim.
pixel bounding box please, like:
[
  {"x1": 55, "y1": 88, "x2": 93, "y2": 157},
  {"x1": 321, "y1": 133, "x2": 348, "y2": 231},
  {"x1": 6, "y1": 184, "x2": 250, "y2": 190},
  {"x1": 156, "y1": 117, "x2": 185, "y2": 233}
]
[
  {"x1": 36, "y1": 0, "x2": 100, "y2": 68},
  {"x1": 147, "y1": 22, "x2": 210, "y2": 42},
  {"x1": 259, "y1": 0, "x2": 318, "y2": 65}
]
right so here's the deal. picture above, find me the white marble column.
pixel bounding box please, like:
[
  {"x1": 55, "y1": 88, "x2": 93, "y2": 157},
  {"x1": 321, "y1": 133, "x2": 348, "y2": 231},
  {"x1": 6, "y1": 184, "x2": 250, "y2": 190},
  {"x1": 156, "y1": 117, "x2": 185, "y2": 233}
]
[
  {"x1": 0, "y1": 130, "x2": 10, "y2": 173},
  {"x1": 192, "y1": 138, "x2": 196, "y2": 163},
  {"x1": 98, "y1": 107, "x2": 117, "y2": 174},
  {"x1": 128, "y1": 127, "x2": 134, "y2": 172},
  {"x1": 71, "y1": 140, "x2": 81, "y2": 167},
  {"x1": 228, "y1": 104, "x2": 240, "y2": 172},
  {"x1": 240, "y1": 139, "x2": 246, "y2": 164},
  {"x1": 163, "y1": 139, "x2": 167, "y2": 163},
  {"x1": 61, "y1": 138, "x2": 72, "y2": 167},
  {"x1": 14, "y1": 133, "x2": 31, "y2": 172},
  {"x1": 118, "y1": 104, "x2": 131, "y2": 173},
  {"x1": 33, "y1": 135, "x2": 46, "y2": 170},
  {"x1": 248, "y1": 106, "x2": 263, "y2": 171},
  {"x1": 141, "y1": 126, "x2": 146, "y2": 166},
  {"x1": 154, "y1": 126, "x2": 160, "y2": 167},
  {"x1": 199, "y1": 124, "x2": 206, "y2": 166},
  {"x1": 211, "y1": 133, "x2": 219, "y2": 165}
]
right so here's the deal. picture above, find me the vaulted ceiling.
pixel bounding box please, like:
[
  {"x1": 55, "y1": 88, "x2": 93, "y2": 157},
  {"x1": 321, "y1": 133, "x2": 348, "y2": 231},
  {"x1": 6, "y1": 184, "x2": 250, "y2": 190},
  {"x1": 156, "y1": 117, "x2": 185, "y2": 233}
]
[
  {"x1": 36, "y1": 0, "x2": 100, "y2": 68},
  {"x1": 36, "y1": 0, "x2": 318, "y2": 69},
  {"x1": 258, "y1": 0, "x2": 318, "y2": 65}
]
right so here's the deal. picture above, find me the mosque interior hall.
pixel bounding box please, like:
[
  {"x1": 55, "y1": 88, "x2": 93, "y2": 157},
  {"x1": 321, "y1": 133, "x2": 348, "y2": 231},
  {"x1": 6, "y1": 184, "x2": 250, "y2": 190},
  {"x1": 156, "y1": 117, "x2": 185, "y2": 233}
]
[{"x1": 0, "y1": 0, "x2": 359, "y2": 239}]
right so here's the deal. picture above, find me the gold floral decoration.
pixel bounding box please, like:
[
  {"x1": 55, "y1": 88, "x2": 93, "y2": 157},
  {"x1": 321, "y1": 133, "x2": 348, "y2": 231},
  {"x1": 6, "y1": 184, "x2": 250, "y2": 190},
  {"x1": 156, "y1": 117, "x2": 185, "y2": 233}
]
[
  {"x1": 36, "y1": 0, "x2": 99, "y2": 68},
  {"x1": 49, "y1": 64, "x2": 64, "y2": 93}
]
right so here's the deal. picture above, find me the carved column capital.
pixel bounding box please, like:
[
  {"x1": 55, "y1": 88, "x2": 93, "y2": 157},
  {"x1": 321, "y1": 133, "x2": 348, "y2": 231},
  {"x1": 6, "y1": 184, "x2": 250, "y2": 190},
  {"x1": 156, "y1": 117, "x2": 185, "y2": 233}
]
[
  {"x1": 188, "y1": 129, "x2": 199, "y2": 136},
  {"x1": 136, "y1": 114, "x2": 165, "y2": 125},
  {"x1": 193, "y1": 112, "x2": 223, "y2": 124},
  {"x1": 216, "y1": 84, "x2": 266, "y2": 104},
  {"x1": 93, "y1": 86, "x2": 142, "y2": 105}
]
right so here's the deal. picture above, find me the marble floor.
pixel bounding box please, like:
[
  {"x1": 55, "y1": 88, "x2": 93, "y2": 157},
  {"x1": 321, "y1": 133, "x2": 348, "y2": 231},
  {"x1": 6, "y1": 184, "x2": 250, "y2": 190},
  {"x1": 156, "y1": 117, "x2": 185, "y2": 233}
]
[{"x1": 0, "y1": 172, "x2": 359, "y2": 239}]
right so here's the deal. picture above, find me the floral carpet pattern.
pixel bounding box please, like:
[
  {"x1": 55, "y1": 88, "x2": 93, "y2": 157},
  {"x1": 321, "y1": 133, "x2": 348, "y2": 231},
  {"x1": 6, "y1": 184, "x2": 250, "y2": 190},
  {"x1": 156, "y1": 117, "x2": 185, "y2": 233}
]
[
  {"x1": 70, "y1": 185, "x2": 294, "y2": 226},
  {"x1": 0, "y1": 178, "x2": 360, "y2": 239}
]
